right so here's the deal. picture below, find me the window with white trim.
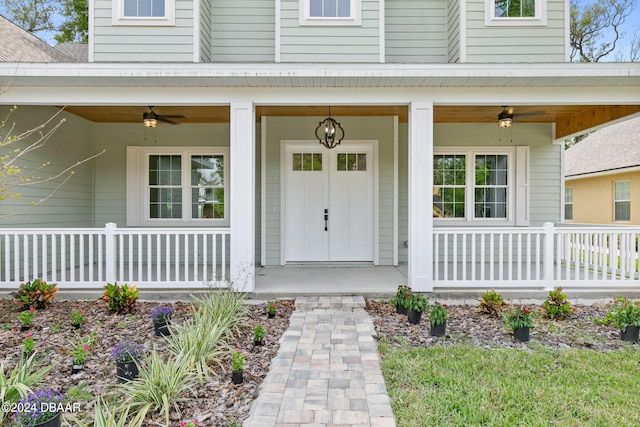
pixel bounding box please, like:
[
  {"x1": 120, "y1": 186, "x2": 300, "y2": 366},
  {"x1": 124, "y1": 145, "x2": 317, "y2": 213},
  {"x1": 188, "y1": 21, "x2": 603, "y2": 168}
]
[
  {"x1": 127, "y1": 147, "x2": 228, "y2": 226},
  {"x1": 113, "y1": 0, "x2": 175, "y2": 26},
  {"x1": 564, "y1": 187, "x2": 573, "y2": 221},
  {"x1": 485, "y1": 0, "x2": 547, "y2": 26},
  {"x1": 433, "y1": 147, "x2": 526, "y2": 224},
  {"x1": 614, "y1": 180, "x2": 630, "y2": 222},
  {"x1": 299, "y1": 0, "x2": 361, "y2": 26}
]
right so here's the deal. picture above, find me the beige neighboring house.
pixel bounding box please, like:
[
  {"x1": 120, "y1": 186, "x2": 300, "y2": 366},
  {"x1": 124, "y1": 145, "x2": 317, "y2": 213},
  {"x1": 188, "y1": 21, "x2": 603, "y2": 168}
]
[{"x1": 565, "y1": 115, "x2": 640, "y2": 224}]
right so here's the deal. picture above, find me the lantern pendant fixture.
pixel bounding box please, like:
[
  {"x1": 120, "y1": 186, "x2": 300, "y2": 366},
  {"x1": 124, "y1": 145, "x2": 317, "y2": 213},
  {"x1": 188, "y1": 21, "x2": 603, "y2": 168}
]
[{"x1": 315, "y1": 107, "x2": 345, "y2": 149}]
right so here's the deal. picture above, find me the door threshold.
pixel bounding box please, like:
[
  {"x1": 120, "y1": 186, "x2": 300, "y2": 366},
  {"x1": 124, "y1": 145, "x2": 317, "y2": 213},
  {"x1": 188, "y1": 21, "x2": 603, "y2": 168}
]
[{"x1": 283, "y1": 262, "x2": 375, "y2": 268}]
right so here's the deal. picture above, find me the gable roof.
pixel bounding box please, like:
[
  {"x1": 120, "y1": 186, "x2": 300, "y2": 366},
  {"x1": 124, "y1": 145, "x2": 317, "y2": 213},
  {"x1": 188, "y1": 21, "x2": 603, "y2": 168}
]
[
  {"x1": 565, "y1": 115, "x2": 640, "y2": 178},
  {"x1": 0, "y1": 14, "x2": 74, "y2": 62}
]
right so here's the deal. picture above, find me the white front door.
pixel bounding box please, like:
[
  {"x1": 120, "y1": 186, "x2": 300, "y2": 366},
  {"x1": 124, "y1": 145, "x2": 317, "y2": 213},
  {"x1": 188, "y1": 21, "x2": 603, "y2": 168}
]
[{"x1": 284, "y1": 143, "x2": 375, "y2": 262}]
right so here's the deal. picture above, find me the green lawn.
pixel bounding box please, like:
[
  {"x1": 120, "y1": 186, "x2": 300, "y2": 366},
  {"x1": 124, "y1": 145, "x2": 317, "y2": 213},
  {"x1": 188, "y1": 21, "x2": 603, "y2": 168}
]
[{"x1": 379, "y1": 340, "x2": 640, "y2": 426}]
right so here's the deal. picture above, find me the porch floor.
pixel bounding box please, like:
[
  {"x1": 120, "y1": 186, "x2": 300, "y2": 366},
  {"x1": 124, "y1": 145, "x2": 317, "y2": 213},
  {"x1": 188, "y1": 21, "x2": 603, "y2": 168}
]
[{"x1": 253, "y1": 265, "x2": 407, "y2": 299}]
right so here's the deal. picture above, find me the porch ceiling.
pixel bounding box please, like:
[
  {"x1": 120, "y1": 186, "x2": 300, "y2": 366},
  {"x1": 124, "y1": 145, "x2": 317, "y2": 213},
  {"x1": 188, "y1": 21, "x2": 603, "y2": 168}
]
[{"x1": 63, "y1": 104, "x2": 640, "y2": 140}]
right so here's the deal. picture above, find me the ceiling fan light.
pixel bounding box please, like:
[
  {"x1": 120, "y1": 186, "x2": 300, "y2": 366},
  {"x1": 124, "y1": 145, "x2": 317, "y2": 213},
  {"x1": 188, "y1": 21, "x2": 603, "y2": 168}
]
[
  {"x1": 498, "y1": 117, "x2": 512, "y2": 128},
  {"x1": 143, "y1": 117, "x2": 158, "y2": 128}
]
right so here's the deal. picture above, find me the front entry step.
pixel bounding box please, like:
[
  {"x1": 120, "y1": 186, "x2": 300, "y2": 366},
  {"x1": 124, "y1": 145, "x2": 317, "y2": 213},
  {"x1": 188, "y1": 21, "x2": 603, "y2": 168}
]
[{"x1": 294, "y1": 295, "x2": 366, "y2": 310}]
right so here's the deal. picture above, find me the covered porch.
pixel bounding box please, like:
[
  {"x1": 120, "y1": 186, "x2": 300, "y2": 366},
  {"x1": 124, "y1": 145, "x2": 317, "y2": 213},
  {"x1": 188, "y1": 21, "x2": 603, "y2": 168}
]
[{"x1": 1, "y1": 63, "x2": 640, "y2": 294}]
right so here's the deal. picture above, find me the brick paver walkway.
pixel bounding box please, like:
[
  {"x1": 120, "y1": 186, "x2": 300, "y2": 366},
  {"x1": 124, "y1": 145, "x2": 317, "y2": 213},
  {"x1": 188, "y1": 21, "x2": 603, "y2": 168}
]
[{"x1": 243, "y1": 296, "x2": 396, "y2": 427}]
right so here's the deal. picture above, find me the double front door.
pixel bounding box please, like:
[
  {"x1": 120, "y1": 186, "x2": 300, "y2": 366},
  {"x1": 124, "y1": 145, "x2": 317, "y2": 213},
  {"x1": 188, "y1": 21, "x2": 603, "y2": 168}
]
[{"x1": 284, "y1": 143, "x2": 374, "y2": 262}]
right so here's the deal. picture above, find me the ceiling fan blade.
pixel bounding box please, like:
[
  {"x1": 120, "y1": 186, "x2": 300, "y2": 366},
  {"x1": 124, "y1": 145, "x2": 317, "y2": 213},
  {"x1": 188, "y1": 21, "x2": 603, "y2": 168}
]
[
  {"x1": 513, "y1": 111, "x2": 545, "y2": 118},
  {"x1": 158, "y1": 117, "x2": 178, "y2": 124},
  {"x1": 158, "y1": 114, "x2": 186, "y2": 119}
]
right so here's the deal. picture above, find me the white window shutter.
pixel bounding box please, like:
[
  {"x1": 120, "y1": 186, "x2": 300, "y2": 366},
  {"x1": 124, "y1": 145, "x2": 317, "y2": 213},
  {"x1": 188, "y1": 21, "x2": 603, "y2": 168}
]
[
  {"x1": 515, "y1": 146, "x2": 530, "y2": 226},
  {"x1": 126, "y1": 146, "x2": 142, "y2": 226}
]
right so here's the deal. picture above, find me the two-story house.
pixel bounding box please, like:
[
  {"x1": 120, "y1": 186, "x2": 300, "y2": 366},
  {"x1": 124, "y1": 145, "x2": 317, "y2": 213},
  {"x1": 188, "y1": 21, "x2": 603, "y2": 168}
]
[{"x1": 1, "y1": 0, "x2": 639, "y2": 294}]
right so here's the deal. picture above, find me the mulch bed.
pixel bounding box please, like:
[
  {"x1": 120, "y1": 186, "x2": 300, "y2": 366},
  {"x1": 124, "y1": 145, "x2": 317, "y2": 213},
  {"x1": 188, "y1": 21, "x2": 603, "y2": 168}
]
[
  {"x1": 0, "y1": 297, "x2": 294, "y2": 426},
  {"x1": 0, "y1": 295, "x2": 634, "y2": 426},
  {"x1": 365, "y1": 299, "x2": 630, "y2": 350}
]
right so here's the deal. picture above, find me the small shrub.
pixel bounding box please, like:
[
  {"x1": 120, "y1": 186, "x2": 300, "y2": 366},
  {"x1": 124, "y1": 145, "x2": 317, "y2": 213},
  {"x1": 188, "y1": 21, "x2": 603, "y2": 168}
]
[
  {"x1": 504, "y1": 306, "x2": 535, "y2": 331},
  {"x1": 253, "y1": 325, "x2": 265, "y2": 341},
  {"x1": 542, "y1": 287, "x2": 574, "y2": 320},
  {"x1": 404, "y1": 293, "x2": 430, "y2": 312},
  {"x1": 11, "y1": 279, "x2": 58, "y2": 309},
  {"x1": 429, "y1": 303, "x2": 448, "y2": 327},
  {"x1": 18, "y1": 307, "x2": 36, "y2": 326},
  {"x1": 103, "y1": 282, "x2": 139, "y2": 314},
  {"x1": 231, "y1": 349, "x2": 245, "y2": 372},
  {"x1": 390, "y1": 285, "x2": 412, "y2": 309},
  {"x1": 478, "y1": 288, "x2": 507, "y2": 317},
  {"x1": 595, "y1": 296, "x2": 640, "y2": 332}
]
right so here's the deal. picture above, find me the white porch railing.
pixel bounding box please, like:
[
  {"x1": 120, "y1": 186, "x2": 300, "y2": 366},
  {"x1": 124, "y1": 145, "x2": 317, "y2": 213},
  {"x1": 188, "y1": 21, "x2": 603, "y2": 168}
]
[
  {"x1": 0, "y1": 223, "x2": 230, "y2": 289},
  {"x1": 434, "y1": 222, "x2": 640, "y2": 290}
]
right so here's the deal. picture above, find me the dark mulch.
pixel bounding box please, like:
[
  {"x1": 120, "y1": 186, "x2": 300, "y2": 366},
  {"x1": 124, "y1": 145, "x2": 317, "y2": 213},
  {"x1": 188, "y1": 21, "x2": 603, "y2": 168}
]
[
  {"x1": 0, "y1": 296, "x2": 294, "y2": 426},
  {"x1": 365, "y1": 299, "x2": 629, "y2": 351}
]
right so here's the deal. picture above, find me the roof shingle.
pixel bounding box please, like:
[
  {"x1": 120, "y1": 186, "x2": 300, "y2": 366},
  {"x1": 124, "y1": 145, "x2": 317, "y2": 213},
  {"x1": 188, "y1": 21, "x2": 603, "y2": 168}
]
[{"x1": 565, "y1": 115, "x2": 640, "y2": 177}]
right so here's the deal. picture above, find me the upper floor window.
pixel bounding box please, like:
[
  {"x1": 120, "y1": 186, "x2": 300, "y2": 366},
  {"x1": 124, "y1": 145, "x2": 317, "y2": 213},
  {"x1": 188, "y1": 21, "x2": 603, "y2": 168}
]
[
  {"x1": 433, "y1": 148, "x2": 515, "y2": 223},
  {"x1": 300, "y1": 0, "x2": 361, "y2": 26},
  {"x1": 614, "y1": 180, "x2": 630, "y2": 222},
  {"x1": 127, "y1": 147, "x2": 228, "y2": 226},
  {"x1": 113, "y1": 0, "x2": 175, "y2": 26},
  {"x1": 565, "y1": 187, "x2": 573, "y2": 221},
  {"x1": 124, "y1": 0, "x2": 166, "y2": 17},
  {"x1": 485, "y1": 0, "x2": 547, "y2": 26}
]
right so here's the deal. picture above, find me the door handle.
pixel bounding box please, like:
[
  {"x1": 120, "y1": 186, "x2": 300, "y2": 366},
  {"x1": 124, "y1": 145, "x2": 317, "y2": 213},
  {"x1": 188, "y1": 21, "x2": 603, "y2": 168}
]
[{"x1": 324, "y1": 209, "x2": 328, "y2": 231}]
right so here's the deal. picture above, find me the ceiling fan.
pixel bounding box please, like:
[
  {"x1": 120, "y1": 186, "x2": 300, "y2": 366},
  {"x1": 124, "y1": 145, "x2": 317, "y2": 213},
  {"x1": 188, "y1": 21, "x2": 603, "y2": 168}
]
[
  {"x1": 497, "y1": 106, "x2": 544, "y2": 128},
  {"x1": 143, "y1": 106, "x2": 185, "y2": 127}
]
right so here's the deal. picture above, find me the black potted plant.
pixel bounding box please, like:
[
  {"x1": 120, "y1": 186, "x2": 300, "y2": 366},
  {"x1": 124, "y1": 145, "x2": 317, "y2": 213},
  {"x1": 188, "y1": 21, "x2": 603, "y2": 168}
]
[
  {"x1": 18, "y1": 307, "x2": 36, "y2": 332},
  {"x1": 253, "y1": 325, "x2": 265, "y2": 346},
  {"x1": 597, "y1": 296, "x2": 640, "y2": 342},
  {"x1": 390, "y1": 285, "x2": 411, "y2": 315},
  {"x1": 504, "y1": 306, "x2": 534, "y2": 342},
  {"x1": 231, "y1": 348, "x2": 245, "y2": 384},
  {"x1": 405, "y1": 293, "x2": 429, "y2": 325},
  {"x1": 267, "y1": 302, "x2": 277, "y2": 319},
  {"x1": 150, "y1": 305, "x2": 175, "y2": 337},
  {"x1": 70, "y1": 308, "x2": 86, "y2": 329},
  {"x1": 13, "y1": 388, "x2": 64, "y2": 427},
  {"x1": 429, "y1": 302, "x2": 448, "y2": 337},
  {"x1": 71, "y1": 342, "x2": 90, "y2": 374},
  {"x1": 111, "y1": 340, "x2": 143, "y2": 383}
]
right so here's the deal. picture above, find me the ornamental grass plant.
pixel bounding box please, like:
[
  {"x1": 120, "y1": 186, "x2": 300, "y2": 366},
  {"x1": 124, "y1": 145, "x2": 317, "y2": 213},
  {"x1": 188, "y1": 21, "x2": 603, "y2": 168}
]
[
  {"x1": 117, "y1": 350, "x2": 199, "y2": 427},
  {"x1": 165, "y1": 289, "x2": 246, "y2": 380},
  {"x1": 0, "y1": 353, "x2": 52, "y2": 425}
]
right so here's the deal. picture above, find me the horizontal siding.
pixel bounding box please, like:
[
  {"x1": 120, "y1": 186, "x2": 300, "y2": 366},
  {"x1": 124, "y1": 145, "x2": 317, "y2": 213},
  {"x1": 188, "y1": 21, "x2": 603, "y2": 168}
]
[
  {"x1": 92, "y1": 123, "x2": 230, "y2": 227},
  {"x1": 464, "y1": 0, "x2": 566, "y2": 63},
  {"x1": 210, "y1": 0, "x2": 275, "y2": 62},
  {"x1": 385, "y1": 0, "x2": 448, "y2": 63},
  {"x1": 280, "y1": 0, "x2": 380, "y2": 62},
  {"x1": 432, "y1": 123, "x2": 560, "y2": 226},
  {"x1": 0, "y1": 106, "x2": 95, "y2": 228},
  {"x1": 92, "y1": 0, "x2": 194, "y2": 62}
]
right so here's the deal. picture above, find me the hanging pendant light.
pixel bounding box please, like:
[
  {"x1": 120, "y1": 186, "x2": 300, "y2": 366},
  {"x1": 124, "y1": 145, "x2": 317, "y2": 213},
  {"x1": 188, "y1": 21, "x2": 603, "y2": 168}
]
[{"x1": 315, "y1": 107, "x2": 344, "y2": 149}]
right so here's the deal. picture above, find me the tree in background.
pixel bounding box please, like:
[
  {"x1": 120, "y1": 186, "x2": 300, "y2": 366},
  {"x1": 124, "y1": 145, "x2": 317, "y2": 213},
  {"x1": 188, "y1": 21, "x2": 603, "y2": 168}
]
[
  {"x1": 570, "y1": 0, "x2": 638, "y2": 62},
  {"x1": 54, "y1": 0, "x2": 88, "y2": 43},
  {"x1": 1, "y1": 0, "x2": 58, "y2": 34},
  {"x1": 1, "y1": 0, "x2": 87, "y2": 44}
]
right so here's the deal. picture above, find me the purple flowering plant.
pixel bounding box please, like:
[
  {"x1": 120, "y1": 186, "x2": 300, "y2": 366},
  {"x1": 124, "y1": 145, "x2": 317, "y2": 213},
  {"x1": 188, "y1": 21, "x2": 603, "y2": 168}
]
[
  {"x1": 111, "y1": 340, "x2": 143, "y2": 363},
  {"x1": 150, "y1": 305, "x2": 175, "y2": 323},
  {"x1": 13, "y1": 388, "x2": 64, "y2": 426}
]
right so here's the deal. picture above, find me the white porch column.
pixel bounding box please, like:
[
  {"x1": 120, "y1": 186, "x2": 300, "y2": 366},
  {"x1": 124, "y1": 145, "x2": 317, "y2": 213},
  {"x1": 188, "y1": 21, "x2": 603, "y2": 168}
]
[
  {"x1": 408, "y1": 101, "x2": 434, "y2": 292},
  {"x1": 230, "y1": 101, "x2": 256, "y2": 292}
]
